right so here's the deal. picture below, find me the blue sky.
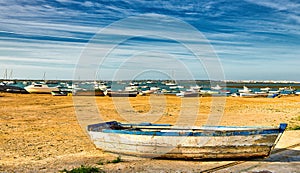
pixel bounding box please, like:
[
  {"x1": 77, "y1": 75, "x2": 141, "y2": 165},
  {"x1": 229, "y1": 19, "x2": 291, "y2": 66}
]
[{"x1": 0, "y1": 0, "x2": 300, "y2": 80}]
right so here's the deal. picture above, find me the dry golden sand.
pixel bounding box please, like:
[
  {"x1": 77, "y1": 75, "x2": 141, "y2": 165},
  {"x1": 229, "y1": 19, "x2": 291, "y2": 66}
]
[{"x1": 0, "y1": 93, "x2": 300, "y2": 172}]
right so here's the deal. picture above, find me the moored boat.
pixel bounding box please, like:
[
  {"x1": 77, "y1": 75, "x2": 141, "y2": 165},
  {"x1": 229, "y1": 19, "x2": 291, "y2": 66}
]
[
  {"x1": 51, "y1": 91, "x2": 69, "y2": 96},
  {"x1": 260, "y1": 87, "x2": 271, "y2": 92},
  {"x1": 24, "y1": 83, "x2": 59, "y2": 94},
  {"x1": 176, "y1": 91, "x2": 199, "y2": 97},
  {"x1": 73, "y1": 89, "x2": 106, "y2": 96},
  {"x1": 238, "y1": 86, "x2": 252, "y2": 93},
  {"x1": 0, "y1": 85, "x2": 28, "y2": 94},
  {"x1": 239, "y1": 93, "x2": 257, "y2": 98},
  {"x1": 87, "y1": 121, "x2": 287, "y2": 159},
  {"x1": 107, "y1": 91, "x2": 138, "y2": 97},
  {"x1": 211, "y1": 84, "x2": 222, "y2": 90}
]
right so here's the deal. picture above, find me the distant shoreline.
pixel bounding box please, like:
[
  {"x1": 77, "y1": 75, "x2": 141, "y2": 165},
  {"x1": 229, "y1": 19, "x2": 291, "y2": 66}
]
[
  {"x1": 1, "y1": 79, "x2": 300, "y2": 83},
  {"x1": 2, "y1": 79, "x2": 300, "y2": 90}
]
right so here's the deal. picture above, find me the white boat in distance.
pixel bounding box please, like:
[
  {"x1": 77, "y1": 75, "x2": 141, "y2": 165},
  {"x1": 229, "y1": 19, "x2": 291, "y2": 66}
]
[
  {"x1": 88, "y1": 121, "x2": 287, "y2": 159},
  {"x1": 260, "y1": 87, "x2": 271, "y2": 92},
  {"x1": 211, "y1": 84, "x2": 222, "y2": 90},
  {"x1": 238, "y1": 86, "x2": 252, "y2": 93},
  {"x1": 24, "y1": 83, "x2": 59, "y2": 94}
]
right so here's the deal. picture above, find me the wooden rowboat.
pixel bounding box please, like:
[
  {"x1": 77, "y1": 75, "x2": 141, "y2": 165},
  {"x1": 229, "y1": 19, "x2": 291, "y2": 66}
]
[{"x1": 87, "y1": 121, "x2": 287, "y2": 159}]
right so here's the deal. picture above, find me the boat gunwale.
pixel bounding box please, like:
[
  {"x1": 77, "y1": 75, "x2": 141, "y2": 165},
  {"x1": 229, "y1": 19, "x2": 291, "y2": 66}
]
[
  {"x1": 95, "y1": 128, "x2": 281, "y2": 137},
  {"x1": 87, "y1": 121, "x2": 287, "y2": 137}
]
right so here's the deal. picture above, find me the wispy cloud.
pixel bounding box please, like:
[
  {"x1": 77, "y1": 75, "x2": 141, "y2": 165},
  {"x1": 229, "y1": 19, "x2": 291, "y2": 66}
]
[
  {"x1": 0, "y1": 0, "x2": 299, "y2": 80},
  {"x1": 245, "y1": 0, "x2": 300, "y2": 12}
]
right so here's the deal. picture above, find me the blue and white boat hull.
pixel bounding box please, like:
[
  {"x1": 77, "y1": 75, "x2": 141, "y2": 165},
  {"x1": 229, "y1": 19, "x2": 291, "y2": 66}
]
[{"x1": 87, "y1": 122, "x2": 287, "y2": 159}]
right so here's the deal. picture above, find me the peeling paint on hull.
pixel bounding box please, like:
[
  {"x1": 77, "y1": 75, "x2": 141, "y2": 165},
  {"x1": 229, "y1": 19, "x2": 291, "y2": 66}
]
[{"x1": 87, "y1": 122, "x2": 287, "y2": 159}]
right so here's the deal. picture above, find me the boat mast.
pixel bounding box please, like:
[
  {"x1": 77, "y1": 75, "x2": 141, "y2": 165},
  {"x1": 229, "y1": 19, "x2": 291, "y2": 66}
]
[
  {"x1": 43, "y1": 72, "x2": 46, "y2": 82},
  {"x1": 9, "y1": 69, "x2": 13, "y2": 80},
  {"x1": 171, "y1": 69, "x2": 175, "y2": 83},
  {"x1": 3, "y1": 69, "x2": 7, "y2": 80}
]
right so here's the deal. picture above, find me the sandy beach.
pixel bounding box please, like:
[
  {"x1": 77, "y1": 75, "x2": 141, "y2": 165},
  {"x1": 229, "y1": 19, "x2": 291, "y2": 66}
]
[{"x1": 0, "y1": 93, "x2": 299, "y2": 172}]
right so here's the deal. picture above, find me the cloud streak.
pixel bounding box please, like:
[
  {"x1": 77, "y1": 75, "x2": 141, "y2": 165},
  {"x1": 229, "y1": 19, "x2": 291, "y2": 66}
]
[{"x1": 0, "y1": 0, "x2": 299, "y2": 80}]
